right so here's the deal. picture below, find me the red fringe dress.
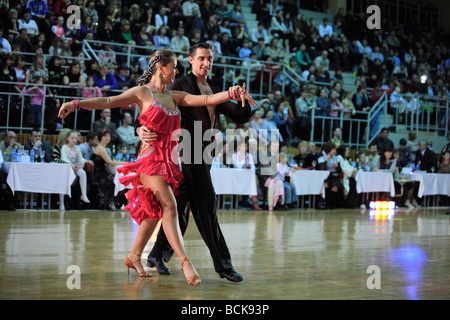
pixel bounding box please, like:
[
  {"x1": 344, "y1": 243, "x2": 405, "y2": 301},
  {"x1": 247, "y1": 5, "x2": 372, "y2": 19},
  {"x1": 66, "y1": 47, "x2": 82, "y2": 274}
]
[{"x1": 117, "y1": 98, "x2": 183, "y2": 225}]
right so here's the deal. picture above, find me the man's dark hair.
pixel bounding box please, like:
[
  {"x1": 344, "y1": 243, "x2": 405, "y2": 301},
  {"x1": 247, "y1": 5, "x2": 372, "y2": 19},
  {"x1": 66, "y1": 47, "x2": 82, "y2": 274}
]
[
  {"x1": 189, "y1": 42, "x2": 213, "y2": 57},
  {"x1": 86, "y1": 131, "x2": 97, "y2": 142}
]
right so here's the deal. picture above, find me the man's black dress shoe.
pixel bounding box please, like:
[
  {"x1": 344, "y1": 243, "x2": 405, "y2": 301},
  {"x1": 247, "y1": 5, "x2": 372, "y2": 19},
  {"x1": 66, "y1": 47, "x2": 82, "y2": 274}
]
[
  {"x1": 146, "y1": 256, "x2": 172, "y2": 275},
  {"x1": 218, "y1": 268, "x2": 243, "y2": 282}
]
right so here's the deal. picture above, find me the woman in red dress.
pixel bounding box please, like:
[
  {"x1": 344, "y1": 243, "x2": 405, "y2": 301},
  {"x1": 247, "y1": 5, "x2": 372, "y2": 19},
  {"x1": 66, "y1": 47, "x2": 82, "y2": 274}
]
[{"x1": 59, "y1": 49, "x2": 256, "y2": 287}]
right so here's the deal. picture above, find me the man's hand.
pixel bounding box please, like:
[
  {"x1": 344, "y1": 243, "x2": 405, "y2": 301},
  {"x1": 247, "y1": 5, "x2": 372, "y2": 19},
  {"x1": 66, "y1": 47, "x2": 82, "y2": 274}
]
[{"x1": 137, "y1": 125, "x2": 158, "y2": 143}]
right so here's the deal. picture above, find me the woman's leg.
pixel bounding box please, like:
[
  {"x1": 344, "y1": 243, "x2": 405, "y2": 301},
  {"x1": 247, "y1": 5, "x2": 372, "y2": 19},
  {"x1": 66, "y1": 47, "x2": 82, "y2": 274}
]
[{"x1": 140, "y1": 174, "x2": 200, "y2": 286}]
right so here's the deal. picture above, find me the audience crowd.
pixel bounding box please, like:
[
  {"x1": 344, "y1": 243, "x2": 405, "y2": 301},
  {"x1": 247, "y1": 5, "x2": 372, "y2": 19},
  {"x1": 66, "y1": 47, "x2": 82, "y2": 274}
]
[{"x1": 1, "y1": 0, "x2": 450, "y2": 211}]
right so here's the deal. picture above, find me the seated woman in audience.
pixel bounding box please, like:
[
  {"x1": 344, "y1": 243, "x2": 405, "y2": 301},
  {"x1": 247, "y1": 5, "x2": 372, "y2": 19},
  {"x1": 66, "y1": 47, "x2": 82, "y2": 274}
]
[
  {"x1": 61, "y1": 130, "x2": 93, "y2": 205},
  {"x1": 439, "y1": 149, "x2": 450, "y2": 173},
  {"x1": 91, "y1": 129, "x2": 123, "y2": 210},
  {"x1": 336, "y1": 144, "x2": 359, "y2": 208},
  {"x1": 374, "y1": 146, "x2": 417, "y2": 208},
  {"x1": 232, "y1": 138, "x2": 261, "y2": 210},
  {"x1": 277, "y1": 153, "x2": 297, "y2": 209},
  {"x1": 318, "y1": 142, "x2": 342, "y2": 209}
]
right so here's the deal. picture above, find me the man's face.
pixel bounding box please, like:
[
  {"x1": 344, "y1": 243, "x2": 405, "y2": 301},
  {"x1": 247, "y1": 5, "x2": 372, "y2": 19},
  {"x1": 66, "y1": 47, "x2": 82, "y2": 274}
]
[
  {"x1": 189, "y1": 48, "x2": 213, "y2": 78},
  {"x1": 6, "y1": 131, "x2": 16, "y2": 145},
  {"x1": 31, "y1": 131, "x2": 41, "y2": 143},
  {"x1": 419, "y1": 142, "x2": 427, "y2": 152},
  {"x1": 101, "y1": 109, "x2": 111, "y2": 119},
  {"x1": 123, "y1": 113, "x2": 132, "y2": 125},
  {"x1": 380, "y1": 130, "x2": 388, "y2": 139},
  {"x1": 89, "y1": 136, "x2": 99, "y2": 147}
]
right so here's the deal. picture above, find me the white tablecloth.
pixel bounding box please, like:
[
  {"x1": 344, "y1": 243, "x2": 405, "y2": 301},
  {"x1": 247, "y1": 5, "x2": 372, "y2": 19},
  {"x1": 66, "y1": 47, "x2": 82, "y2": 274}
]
[
  {"x1": 210, "y1": 168, "x2": 257, "y2": 195},
  {"x1": 114, "y1": 167, "x2": 258, "y2": 196},
  {"x1": 355, "y1": 171, "x2": 396, "y2": 197},
  {"x1": 410, "y1": 173, "x2": 450, "y2": 197},
  {"x1": 291, "y1": 170, "x2": 330, "y2": 198},
  {"x1": 5, "y1": 162, "x2": 76, "y2": 196}
]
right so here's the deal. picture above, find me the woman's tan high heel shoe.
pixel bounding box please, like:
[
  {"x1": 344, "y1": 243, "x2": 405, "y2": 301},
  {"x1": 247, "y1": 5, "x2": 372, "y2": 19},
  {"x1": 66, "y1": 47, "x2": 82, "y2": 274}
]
[
  {"x1": 124, "y1": 252, "x2": 152, "y2": 277},
  {"x1": 180, "y1": 257, "x2": 201, "y2": 287}
]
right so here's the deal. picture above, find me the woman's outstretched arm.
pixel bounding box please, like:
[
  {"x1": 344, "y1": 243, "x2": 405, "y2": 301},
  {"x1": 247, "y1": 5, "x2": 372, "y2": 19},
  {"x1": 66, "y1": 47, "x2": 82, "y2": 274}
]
[{"x1": 58, "y1": 86, "x2": 146, "y2": 118}]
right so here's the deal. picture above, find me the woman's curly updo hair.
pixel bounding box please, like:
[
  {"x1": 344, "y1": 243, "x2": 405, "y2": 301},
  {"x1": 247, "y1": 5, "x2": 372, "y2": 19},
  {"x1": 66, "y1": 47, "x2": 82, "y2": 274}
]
[{"x1": 137, "y1": 49, "x2": 176, "y2": 86}]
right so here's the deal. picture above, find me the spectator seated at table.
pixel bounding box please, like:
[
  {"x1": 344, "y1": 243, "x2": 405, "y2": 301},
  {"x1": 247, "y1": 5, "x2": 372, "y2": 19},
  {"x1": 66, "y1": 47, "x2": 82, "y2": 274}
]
[
  {"x1": 336, "y1": 145, "x2": 359, "y2": 209},
  {"x1": 367, "y1": 142, "x2": 380, "y2": 171},
  {"x1": 52, "y1": 128, "x2": 72, "y2": 164},
  {"x1": 356, "y1": 152, "x2": 371, "y2": 171},
  {"x1": 276, "y1": 152, "x2": 297, "y2": 209},
  {"x1": 79, "y1": 131, "x2": 98, "y2": 160},
  {"x1": 291, "y1": 140, "x2": 315, "y2": 169},
  {"x1": 397, "y1": 138, "x2": 412, "y2": 170},
  {"x1": 0, "y1": 150, "x2": 16, "y2": 210},
  {"x1": 90, "y1": 129, "x2": 122, "y2": 211},
  {"x1": 317, "y1": 142, "x2": 343, "y2": 209},
  {"x1": 61, "y1": 130, "x2": 93, "y2": 205},
  {"x1": 23, "y1": 128, "x2": 52, "y2": 163},
  {"x1": 375, "y1": 146, "x2": 418, "y2": 208},
  {"x1": 0, "y1": 130, "x2": 22, "y2": 154},
  {"x1": 439, "y1": 149, "x2": 450, "y2": 173},
  {"x1": 231, "y1": 138, "x2": 261, "y2": 211},
  {"x1": 414, "y1": 139, "x2": 438, "y2": 173}
]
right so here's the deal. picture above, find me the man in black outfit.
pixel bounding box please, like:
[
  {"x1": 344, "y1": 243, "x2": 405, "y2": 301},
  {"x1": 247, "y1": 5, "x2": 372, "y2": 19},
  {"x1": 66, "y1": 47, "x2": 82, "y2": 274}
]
[
  {"x1": 414, "y1": 139, "x2": 437, "y2": 173},
  {"x1": 136, "y1": 43, "x2": 251, "y2": 282}
]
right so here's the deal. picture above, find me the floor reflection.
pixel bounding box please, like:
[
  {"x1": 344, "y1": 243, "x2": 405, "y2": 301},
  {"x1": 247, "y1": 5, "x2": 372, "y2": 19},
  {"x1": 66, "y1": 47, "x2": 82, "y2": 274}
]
[{"x1": 0, "y1": 208, "x2": 449, "y2": 299}]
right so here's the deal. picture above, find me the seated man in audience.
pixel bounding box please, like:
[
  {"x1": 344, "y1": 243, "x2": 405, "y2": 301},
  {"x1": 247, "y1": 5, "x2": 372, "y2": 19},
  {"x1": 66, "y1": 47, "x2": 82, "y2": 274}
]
[
  {"x1": 93, "y1": 108, "x2": 119, "y2": 148},
  {"x1": 414, "y1": 139, "x2": 437, "y2": 172},
  {"x1": 371, "y1": 127, "x2": 394, "y2": 152},
  {"x1": 116, "y1": 111, "x2": 140, "y2": 155},
  {"x1": 0, "y1": 130, "x2": 22, "y2": 154},
  {"x1": 23, "y1": 128, "x2": 52, "y2": 162},
  {"x1": 367, "y1": 142, "x2": 380, "y2": 170},
  {"x1": 79, "y1": 131, "x2": 99, "y2": 160}
]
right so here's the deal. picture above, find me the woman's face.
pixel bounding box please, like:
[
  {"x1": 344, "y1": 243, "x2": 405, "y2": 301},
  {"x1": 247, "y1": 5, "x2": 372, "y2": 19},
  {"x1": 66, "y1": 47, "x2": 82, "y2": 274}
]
[
  {"x1": 159, "y1": 57, "x2": 179, "y2": 84},
  {"x1": 102, "y1": 133, "x2": 111, "y2": 144},
  {"x1": 300, "y1": 145, "x2": 307, "y2": 154},
  {"x1": 384, "y1": 150, "x2": 393, "y2": 160},
  {"x1": 99, "y1": 66, "x2": 107, "y2": 76},
  {"x1": 71, "y1": 64, "x2": 80, "y2": 74},
  {"x1": 266, "y1": 110, "x2": 274, "y2": 120},
  {"x1": 444, "y1": 152, "x2": 450, "y2": 162}
]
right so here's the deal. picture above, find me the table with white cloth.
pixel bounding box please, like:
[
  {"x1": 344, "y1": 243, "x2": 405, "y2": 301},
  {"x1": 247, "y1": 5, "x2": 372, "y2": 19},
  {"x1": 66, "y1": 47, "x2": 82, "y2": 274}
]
[
  {"x1": 210, "y1": 168, "x2": 258, "y2": 209},
  {"x1": 291, "y1": 170, "x2": 330, "y2": 208},
  {"x1": 410, "y1": 172, "x2": 450, "y2": 206},
  {"x1": 113, "y1": 166, "x2": 258, "y2": 209},
  {"x1": 4, "y1": 162, "x2": 76, "y2": 209},
  {"x1": 355, "y1": 171, "x2": 396, "y2": 204}
]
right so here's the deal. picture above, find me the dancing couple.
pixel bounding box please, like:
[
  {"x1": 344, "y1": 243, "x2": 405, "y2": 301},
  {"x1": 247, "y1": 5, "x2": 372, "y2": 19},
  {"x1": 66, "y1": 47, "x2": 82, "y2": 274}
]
[{"x1": 59, "y1": 48, "x2": 257, "y2": 287}]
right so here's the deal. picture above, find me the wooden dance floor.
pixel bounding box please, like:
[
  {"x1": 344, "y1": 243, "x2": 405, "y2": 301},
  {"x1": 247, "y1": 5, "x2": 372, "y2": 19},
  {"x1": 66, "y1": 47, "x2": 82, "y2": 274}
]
[{"x1": 0, "y1": 207, "x2": 449, "y2": 301}]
